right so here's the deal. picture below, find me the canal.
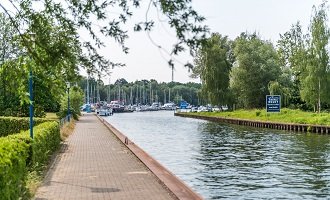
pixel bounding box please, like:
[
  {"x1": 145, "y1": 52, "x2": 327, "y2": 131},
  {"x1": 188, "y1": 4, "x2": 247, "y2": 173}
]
[{"x1": 104, "y1": 111, "x2": 330, "y2": 199}]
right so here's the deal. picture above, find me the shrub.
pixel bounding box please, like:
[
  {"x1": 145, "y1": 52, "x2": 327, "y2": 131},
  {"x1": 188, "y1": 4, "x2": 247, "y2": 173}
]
[
  {"x1": 30, "y1": 121, "x2": 61, "y2": 171},
  {"x1": 0, "y1": 121, "x2": 61, "y2": 198},
  {"x1": 0, "y1": 117, "x2": 53, "y2": 137},
  {"x1": 0, "y1": 134, "x2": 31, "y2": 199}
]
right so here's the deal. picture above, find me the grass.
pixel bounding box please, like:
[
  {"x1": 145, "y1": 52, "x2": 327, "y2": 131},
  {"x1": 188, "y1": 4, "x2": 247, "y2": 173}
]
[
  {"x1": 26, "y1": 171, "x2": 42, "y2": 198},
  {"x1": 186, "y1": 108, "x2": 330, "y2": 126},
  {"x1": 60, "y1": 119, "x2": 75, "y2": 140},
  {"x1": 45, "y1": 112, "x2": 59, "y2": 120}
]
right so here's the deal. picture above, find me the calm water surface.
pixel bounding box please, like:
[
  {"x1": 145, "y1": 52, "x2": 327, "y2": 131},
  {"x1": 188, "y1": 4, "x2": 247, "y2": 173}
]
[{"x1": 104, "y1": 111, "x2": 330, "y2": 199}]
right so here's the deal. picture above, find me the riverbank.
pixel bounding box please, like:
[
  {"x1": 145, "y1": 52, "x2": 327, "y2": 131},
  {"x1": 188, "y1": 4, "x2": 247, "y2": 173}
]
[
  {"x1": 175, "y1": 109, "x2": 330, "y2": 134},
  {"x1": 184, "y1": 109, "x2": 330, "y2": 125}
]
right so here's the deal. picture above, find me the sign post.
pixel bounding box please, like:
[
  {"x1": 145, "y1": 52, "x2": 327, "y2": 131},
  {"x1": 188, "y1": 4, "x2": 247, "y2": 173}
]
[{"x1": 266, "y1": 95, "x2": 281, "y2": 112}]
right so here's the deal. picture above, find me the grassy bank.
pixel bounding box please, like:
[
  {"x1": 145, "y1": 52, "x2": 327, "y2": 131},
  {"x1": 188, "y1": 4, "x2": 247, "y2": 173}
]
[{"x1": 186, "y1": 108, "x2": 330, "y2": 126}]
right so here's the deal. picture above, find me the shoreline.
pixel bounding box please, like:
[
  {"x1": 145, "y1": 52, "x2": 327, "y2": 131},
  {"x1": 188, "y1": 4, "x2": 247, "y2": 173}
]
[
  {"x1": 175, "y1": 112, "x2": 330, "y2": 134},
  {"x1": 97, "y1": 115, "x2": 203, "y2": 200}
]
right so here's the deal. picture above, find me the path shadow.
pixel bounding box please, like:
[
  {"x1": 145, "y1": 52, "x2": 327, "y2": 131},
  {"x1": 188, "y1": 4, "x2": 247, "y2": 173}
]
[
  {"x1": 77, "y1": 119, "x2": 95, "y2": 124},
  {"x1": 46, "y1": 181, "x2": 120, "y2": 193}
]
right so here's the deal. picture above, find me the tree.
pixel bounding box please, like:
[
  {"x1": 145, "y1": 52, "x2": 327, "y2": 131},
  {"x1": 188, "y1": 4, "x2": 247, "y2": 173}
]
[
  {"x1": 0, "y1": 12, "x2": 82, "y2": 116},
  {"x1": 300, "y1": 2, "x2": 330, "y2": 112},
  {"x1": 0, "y1": 0, "x2": 208, "y2": 117},
  {"x1": 231, "y1": 33, "x2": 281, "y2": 108},
  {"x1": 193, "y1": 33, "x2": 232, "y2": 106},
  {"x1": 276, "y1": 22, "x2": 309, "y2": 109},
  {"x1": 58, "y1": 86, "x2": 84, "y2": 120},
  {"x1": 0, "y1": 0, "x2": 208, "y2": 76}
]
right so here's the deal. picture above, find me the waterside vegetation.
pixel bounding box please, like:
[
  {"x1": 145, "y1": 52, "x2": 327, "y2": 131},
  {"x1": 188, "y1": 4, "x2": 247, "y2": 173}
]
[
  {"x1": 187, "y1": 109, "x2": 330, "y2": 126},
  {"x1": 192, "y1": 1, "x2": 330, "y2": 113}
]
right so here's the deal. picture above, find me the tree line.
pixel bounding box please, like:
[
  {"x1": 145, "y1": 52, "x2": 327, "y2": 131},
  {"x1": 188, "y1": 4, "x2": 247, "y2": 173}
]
[
  {"x1": 78, "y1": 77, "x2": 202, "y2": 106},
  {"x1": 193, "y1": 2, "x2": 330, "y2": 112}
]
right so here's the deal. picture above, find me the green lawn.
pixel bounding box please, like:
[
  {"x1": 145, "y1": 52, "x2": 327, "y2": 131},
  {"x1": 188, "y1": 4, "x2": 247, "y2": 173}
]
[
  {"x1": 45, "y1": 112, "x2": 59, "y2": 120},
  {"x1": 186, "y1": 108, "x2": 330, "y2": 126}
]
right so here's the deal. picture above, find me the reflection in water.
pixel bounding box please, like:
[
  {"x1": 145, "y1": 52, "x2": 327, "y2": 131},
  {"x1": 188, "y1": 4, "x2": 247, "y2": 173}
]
[{"x1": 105, "y1": 111, "x2": 330, "y2": 200}]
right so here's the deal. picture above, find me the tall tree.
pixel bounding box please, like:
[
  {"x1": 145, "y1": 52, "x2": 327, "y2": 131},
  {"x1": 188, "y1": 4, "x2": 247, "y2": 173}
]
[
  {"x1": 231, "y1": 33, "x2": 281, "y2": 108},
  {"x1": 193, "y1": 33, "x2": 232, "y2": 106},
  {"x1": 0, "y1": 12, "x2": 82, "y2": 116},
  {"x1": 276, "y1": 22, "x2": 309, "y2": 109},
  {"x1": 300, "y1": 2, "x2": 330, "y2": 112}
]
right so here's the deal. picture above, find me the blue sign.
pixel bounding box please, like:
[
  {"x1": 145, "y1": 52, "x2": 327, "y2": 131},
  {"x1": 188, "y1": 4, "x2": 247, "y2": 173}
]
[
  {"x1": 180, "y1": 101, "x2": 188, "y2": 109},
  {"x1": 266, "y1": 95, "x2": 281, "y2": 112}
]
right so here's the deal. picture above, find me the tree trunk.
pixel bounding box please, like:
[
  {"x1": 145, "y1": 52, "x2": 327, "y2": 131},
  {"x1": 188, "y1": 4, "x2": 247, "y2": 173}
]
[{"x1": 318, "y1": 78, "x2": 321, "y2": 113}]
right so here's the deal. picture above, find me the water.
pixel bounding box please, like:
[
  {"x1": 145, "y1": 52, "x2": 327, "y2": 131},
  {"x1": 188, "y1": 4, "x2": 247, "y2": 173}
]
[{"x1": 104, "y1": 111, "x2": 330, "y2": 199}]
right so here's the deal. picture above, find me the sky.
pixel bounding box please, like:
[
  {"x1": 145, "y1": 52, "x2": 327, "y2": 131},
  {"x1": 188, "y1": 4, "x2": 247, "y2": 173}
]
[{"x1": 81, "y1": 0, "x2": 324, "y2": 84}]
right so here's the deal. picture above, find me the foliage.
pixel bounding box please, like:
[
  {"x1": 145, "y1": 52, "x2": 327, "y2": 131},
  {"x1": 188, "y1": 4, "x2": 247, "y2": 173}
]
[
  {"x1": 30, "y1": 121, "x2": 61, "y2": 172},
  {"x1": 230, "y1": 33, "x2": 281, "y2": 108},
  {"x1": 187, "y1": 108, "x2": 330, "y2": 126},
  {"x1": 0, "y1": 0, "x2": 208, "y2": 119},
  {"x1": 0, "y1": 134, "x2": 31, "y2": 199},
  {"x1": 193, "y1": 33, "x2": 232, "y2": 106},
  {"x1": 0, "y1": 13, "x2": 69, "y2": 117},
  {"x1": 58, "y1": 86, "x2": 84, "y2": 120},
  {"x1": 186, "y1": 1, "x2": 330, "y2": 113},
  {"x1": 0, "y1": 117, "x2": 52, "y2": 137},
  {"x1": 300, "y1": 2, "x2": 330, "y2": 112},
  {"x1": 276, "y1": 22, "x2": 308, "y2": 109},
  {"x1": 0, "y1": 0, "x2": 208, "y2": 76},
  {"x1": 78, "y1": 77, "x2": 202, "y2": 105},
  {"x1": 0, "y1": 121, "x2": 60, "y2": 199}
]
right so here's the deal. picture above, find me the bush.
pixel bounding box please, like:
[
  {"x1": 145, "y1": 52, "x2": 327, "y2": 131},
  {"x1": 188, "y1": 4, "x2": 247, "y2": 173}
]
[
  {"x1": 0, "y1": 117, "x2": 52, "y2": 137},
  {"x1": 30, "y1": 121, "x2": 61, "y2": 171},
  {"x1": 0, "y1": 134, "x2": 31, "y2": 199},
  {"x1": 0, "y1": 121, "x2": 61, "y2": 198}
]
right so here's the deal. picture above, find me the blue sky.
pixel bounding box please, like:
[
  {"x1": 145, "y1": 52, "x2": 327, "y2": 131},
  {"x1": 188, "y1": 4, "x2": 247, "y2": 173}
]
[{"x1": 93, "y1": 0, "x2": 324, "y2": 84}]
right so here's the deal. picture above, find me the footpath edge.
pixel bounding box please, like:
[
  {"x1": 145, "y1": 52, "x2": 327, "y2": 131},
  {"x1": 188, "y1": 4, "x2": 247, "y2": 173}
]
[{"x1": 96, "y1": 115, "x2": 203, "y2": 200}]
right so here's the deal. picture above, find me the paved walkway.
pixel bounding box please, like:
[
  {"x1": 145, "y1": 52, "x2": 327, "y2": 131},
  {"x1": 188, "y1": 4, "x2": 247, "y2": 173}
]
[{"x1": 34, "y1": 113, "x2": 177, "y2": 200}]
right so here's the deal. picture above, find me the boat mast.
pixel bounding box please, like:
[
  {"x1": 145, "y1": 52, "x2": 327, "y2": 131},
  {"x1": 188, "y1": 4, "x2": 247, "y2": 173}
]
[
  {"x1": 108, "y1": 76, "x2": 111, "y2": 103},
  {"x1": 149, "y1": 82, "x2": 152, "y2": 104},
  {"x1": 86, "y1": 73, "x2": 90, "y2": 104},
  {"x1": 96, "y1": 77, "x2": 100, "y2": 103},
  {"x1": 143, "y1": 83, "x2": 145, "y2": 104},
  {"x1": 130, "y1": 87, "x2": 132, "y2": 105},
  {"x1": 135, "y1": 84, "x2": 138, "y2": 104},
  {"x1": 118, "y1": 83, "x2": 120, "y2": 101}
]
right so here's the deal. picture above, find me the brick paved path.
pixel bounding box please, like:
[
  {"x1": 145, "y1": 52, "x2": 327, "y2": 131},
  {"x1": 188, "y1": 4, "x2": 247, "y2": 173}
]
[{"x1": 34, "y1": 113, "x2": 177, "y2": 200}]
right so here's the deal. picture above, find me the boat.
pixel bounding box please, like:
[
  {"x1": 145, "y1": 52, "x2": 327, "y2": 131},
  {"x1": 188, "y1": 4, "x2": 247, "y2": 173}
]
[
  {"x1": 108, "y1": 101, "x2": 125, "y2": 113},
  {"x1": 162, "y1": 102, "x2": 176, "y2": 110},
  {"x1": 147, "y1": 102, "x2": 161, "y2": 111},
  {"x1": 97, "y1": 106, "x2": 113, "y2": 116}
]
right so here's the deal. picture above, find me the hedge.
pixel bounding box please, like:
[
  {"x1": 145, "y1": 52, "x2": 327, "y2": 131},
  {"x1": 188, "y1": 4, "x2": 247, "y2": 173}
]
[
  {"x1": 0, "y1": 134, "x2": 31, "y2": 199},
  {"x1": 30, "y1": 121, "x2": 61, "y2": 171},
  {"x1": 0, "y1": 117, "x2": 53, "y2": 137},
  {"x1": 0, "y1": 121, "x2": 61, "y2": 199}
]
